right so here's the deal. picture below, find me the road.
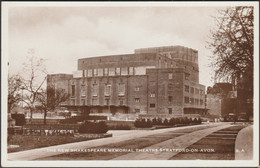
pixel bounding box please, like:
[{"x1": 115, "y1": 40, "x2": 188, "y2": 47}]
[{"x1": 8, "y1": 122, "x2": 250, "y2": 160}]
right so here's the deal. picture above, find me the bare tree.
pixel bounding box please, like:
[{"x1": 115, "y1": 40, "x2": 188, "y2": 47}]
[
  {"x1": 8, "y1": 74, "x2": 23, "y2": 113},
  {"x1": 22, "y1": 50, "x2": 47, "y2": 119},
  {"x1": 208, "y1": 6, "x2": 253, "y2": 98},
  {"x1": 37, "y1": 86, "x2": 70, "y2": 124}
]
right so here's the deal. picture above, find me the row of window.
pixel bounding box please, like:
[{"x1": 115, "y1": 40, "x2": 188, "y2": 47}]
[
  {"x1": 185, "y1": 85, "x2": 204, "y2": 95},
  {"x1": 184, "y1": 97, "x2": 204, "y2": 105},
  {"x1": 71, "y1": 84, "x2": 141, "y2": 97},
  {"x1": 75, "y1": 66, "x2": 155, "y2": 78}
]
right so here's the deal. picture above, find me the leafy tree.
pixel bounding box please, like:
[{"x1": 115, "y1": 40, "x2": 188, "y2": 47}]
[
  {"x1": 37, "y1": 86, "x2": 70, "y2": 124},
  {"x1": 8, "y1": 74, "x2": 23, "y2": 113},
  {"x1": 208, "y1": 6, "x2": 253, "y2": 97}
]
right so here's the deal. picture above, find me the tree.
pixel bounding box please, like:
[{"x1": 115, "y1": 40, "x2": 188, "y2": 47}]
[
  {"x1": 37, "y1": 86, "x2": 70, "y2": 124},
  {"x1": 207, "y1": 6, "x2": 254, "y2": 119},
  {"x1": 8, "y1": 74, "x2": 23, "y2": 113},
  {"x1": 208, "y1": 6, "x2": 253, "y2": 93},
  {"x1": 22, "y1": 53, "x2": 47, "y2": 119}
]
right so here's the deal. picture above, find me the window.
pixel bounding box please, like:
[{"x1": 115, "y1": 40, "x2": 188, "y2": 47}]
[
  {"x1": 92, "y1": 84, "x2": 98, "y2": 96},
  {"x1": 185, "y1": 73, "x2": 190, "y2": 80},
  {"x1": 200, "y1": 89, "x2": 204, "y2": 95},
  {"x1": 184, "y1": 97, "x2": 189, "y2": 104},
  {"x1": 200, "y1": 99, "x2": 204, "y2": 105},
  {"x1": 135, "y1": 109, "x2": 140, "y2": 113},
  {"x1": 109, "y1": 68, "x2": 115, "y2": 76},
  {"x1": 195, "y1": 99, "x2": 199, "y2": 105},
  {"x1": 81, "y1": 85, "x2": 86, "y2": 97},
  {"x1": 71, "y1": 85, "x2": 75, "y2": 97},
  {"x1": 190, "y1": 98, "x2": 194, "y2": 104},
  {"x1": 92, "y1": 98, "x2": 98, "y2": 105},
  {"x1": 168, "y1": 96, "x2": 173, "y2": 102},
  {"x1": 135, "y1": 98, "x2": 140, "y2": 103},
  {"x1": 120, "y1": 99, "x2": 124, "y2": 105},
  {"x1": 105, "y1": 84, "x2": 111, "y2": 96},
  {"x1": 88, "y1": 69, "x2": 93, "y2": 77},
  {"x1": 105, "y1": 99, "x2": 110, "y2": 105},
  {"x1": 165, "y1": 61, "x2": 168, "y2": 68},
  {"x1": 168, "y1": 73, "x2": 173, "y2": 79},
  {"x1": 150, "y1": 103, "x2": 156, "y2": 108},
  {"x1": 190, "y1": 87, "x2": 194, "y2": 94},
  {"x1": 195, "y1": 88, "x2": 199, "y2": 94},
  {"x1": 118, "y1": 83, "x2": 125, "y2": 96},
  {"x1": 121, "y1": 67, "x2": 128, "y2": 75},
  {"x1": 150, "y1": 93, "x2": 156, "y2": 98},
  {"x1": 185, "y1": 85, "x2": 189, "y2": 92},
  {"x1": 129, "y1": 67, "x2": 134, "y2": 75},
  {"x1": 168, "y1": 108, "x2": 172, "y2": 114},
  {"x1": 135, "y1": 87, "x2": 140, "y2": 91},
  {"x1": 104, "y1": 68, "x2": 108, "y2": 76},
  {"x1": 81, "y1": 99, "x2": 85, "y2": 105},
  {"x1": 116, "y1": 67, "x2": 121, "y2": 75},
  {"x1": 159, "y1": 58, "x2": 161, "y2": 68},
  {"x1": 168, "y1": 84, "x2": 173, "y2": 90},
  {"x1": 98, "y1": 68, "x2": 103, "y2": 76},
  {"x1": 93, "y1": 69, "x2": 98, "y2": 76}
]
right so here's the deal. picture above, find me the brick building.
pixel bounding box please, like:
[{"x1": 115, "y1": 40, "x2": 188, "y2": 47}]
[{"x1": 47, "y1": 46, "x2": 206, "y2": 118}]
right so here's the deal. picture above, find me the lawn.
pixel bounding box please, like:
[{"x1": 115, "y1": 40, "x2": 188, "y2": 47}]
[{"x1": 8, "y1": 135, "x2": 103, "y2": 153}]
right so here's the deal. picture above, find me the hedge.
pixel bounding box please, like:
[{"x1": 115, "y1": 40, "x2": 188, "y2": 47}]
[{"x1": 78, "y1": 121, "x2": 108, "y2": 134}]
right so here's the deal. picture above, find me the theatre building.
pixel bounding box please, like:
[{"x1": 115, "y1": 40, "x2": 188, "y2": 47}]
[{"x1": 47, "y1": 46, "x2": 206, "y2": 118}]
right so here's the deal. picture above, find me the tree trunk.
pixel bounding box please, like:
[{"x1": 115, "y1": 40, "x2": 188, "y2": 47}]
[{"x1": 44, "y1": 110, "x2": 47, "y2": 125}]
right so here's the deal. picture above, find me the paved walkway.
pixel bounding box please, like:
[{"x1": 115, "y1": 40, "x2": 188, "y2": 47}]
[
  {"x1": 235, "y1": 125, "x2": 253, "y2": 160},
  {"x1": 8, "y1": 123, "x2": 228, "y2": 161},
  {"x1": 112, "y1": 124, "x2": 231, "y2": 160}
]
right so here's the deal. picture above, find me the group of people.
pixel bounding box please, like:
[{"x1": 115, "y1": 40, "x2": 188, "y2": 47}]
[{"x1": 23, "y1": 129, "x2": 77, "y2": 136}]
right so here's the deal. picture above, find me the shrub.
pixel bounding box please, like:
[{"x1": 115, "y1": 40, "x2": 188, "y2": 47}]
[
  {"x1": 78, "y1": 121, "x2": 108, "y2": 134},
  {"x1": 169, "y1": 118, "x2": 175, "y2": 126},
  {"x1": 108, "y1": 124, "x2": 131, "y2": 130},
  {"x1": 134, "y1": 119, "x2": 153, "y2": 128},
  {"x1": 163, "y1": 119, "x2": 169, "y2": 126},
  {"x1": 11, "y1": 114, "x2": 25, "y2": 126}
]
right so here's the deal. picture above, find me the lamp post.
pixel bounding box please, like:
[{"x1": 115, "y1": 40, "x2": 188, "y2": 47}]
[{"x1": 21, "y1": 86, "x2": 25, "y2": 114}]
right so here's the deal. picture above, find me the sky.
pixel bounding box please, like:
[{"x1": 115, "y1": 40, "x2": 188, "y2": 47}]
[{"x1": 8, "y1": 5, "x2": 226, "y2": 87}]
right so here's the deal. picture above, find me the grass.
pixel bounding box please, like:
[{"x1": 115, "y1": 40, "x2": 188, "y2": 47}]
[
  {"x1": 170, "y1": 125, "x2": 246, "y2": 160},
  {"x1": 39, "y1": 125, "x2": 215, "y2": 160},
  {"x1": 8, "y1": 135, "x2": 102, "y2": 153}
]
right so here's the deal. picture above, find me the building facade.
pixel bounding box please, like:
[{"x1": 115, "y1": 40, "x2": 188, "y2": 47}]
[{"x1": 47, "y1": 46, "x2": 206, "y2": 118}]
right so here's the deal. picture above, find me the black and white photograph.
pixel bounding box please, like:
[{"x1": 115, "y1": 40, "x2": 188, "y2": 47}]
[{"x1": 1, "y1": 1, "x2": 259, "y2": 167}]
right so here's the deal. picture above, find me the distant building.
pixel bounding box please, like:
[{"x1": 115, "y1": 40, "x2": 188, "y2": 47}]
[{"x1": 47, "y1": 46, "x2": 206, "y2": 119}]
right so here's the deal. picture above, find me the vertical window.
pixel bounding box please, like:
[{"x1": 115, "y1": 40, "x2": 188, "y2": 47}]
[
  {"x1": 71, "y1": 85, "x2": 75, "y2": 97},
  {"x1": 88, "y1": 69, "x2": 93, "y2": 77},
  {"x1": 81, "y1": 85, "x2": 86, "y2": 97},
  {"x1": 71, "y1": 99, "x2": 75, "y2": 105},
  {"x1": 200, "y1": 89, "x2": 204, "y2": 95},
  {"x1": 168, "y1": 108, "x2": 172, "y2": 114},
  {"x1": 150, "y1": 93, "x2": 156, "y2": 98},
  {"x1": 121, "y1": 67, "x2": 128, "y2": 75},
  {"x1": 92, "y1": 98, "x2": 97, "y2": 105},
  {"x1": 195, "y1": 88, "x2": 199, "y2": 94},
  {"x1": 184, "y1": 97, "x2": 189, "y2": 104},
  {"x1": 109, "y1": 68, "x2": 115, "y2": 76},
  {"x1": 165, "y1": 60, "x2": 168, "y2": 68},
  {"x1": 105, "y1": 98, "x2": 110, "y2": 105},
  {"x1": 185, "y1": 73, "x2": 190, "y2": 80},
  {"x1": 93, "y1": 69, "x2": 98, "y2": 76},
  {"x1": 168, "y1": 96, "x2": 172, "y2": 102},
  {"x1": 159, "y1": 58, "x2": 161, "y2": 68},
  {"x1": 135, "y1": 98, "x2": 140, "y2": 103},
  {"x1": 190, "y1": 98, "x2": 194, "y2": 104},
  {"x1": 116, "y1": 67, "x2": 121, "y2": 75},
  {"x1": 98, "y1": 68, "x2": 103, "y2": 76},
  {"x1": 129, "y1": 67, "x2": 134, "y2": 75},
  {"x1": 120, "y1": 99, "x2": 124, "y2": 105},
  {"x1": 185, "y1": 85, "x2": 189, "y2": 92},
  {"x1": 81, "y1": 99, "x2": 85, "y2": 105},
  {"x1": 105, "y1": 84, "x2": 111, "y2": 96},
  {"x1": 169, "y1": 73, "x2": 173, "y2": 79},
  {"x1": 135, "y1": 87, "x2": 140, "y2": 91},
  {"x1": 92, "y1": 84, "x2": 98, "y2": 96},
  {"x1": 118, "y1": 83, "x2": 125, "y2": 96},
  {"x1": 190, "y1": 87, "x2": 194, "y2": 94},
  {"x1": 200, "y1": 99, "x2": 204, "y2": 105},
  {"x1": 104, "y1": 68, "x2": 108, "y2": 76}
]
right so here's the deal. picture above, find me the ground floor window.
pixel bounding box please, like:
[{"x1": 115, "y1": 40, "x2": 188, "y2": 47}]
[
  {"x1": 168, "y1": 108, "x2": 172, "y2": 114},
  {"x1": 150, "y1": 103, "x2": 155, "y2": 108}
]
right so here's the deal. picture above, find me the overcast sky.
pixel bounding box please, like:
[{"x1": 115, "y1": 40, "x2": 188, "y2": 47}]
[{"x1": 8, "y1": 5, "x2": 225, "y2": 87}]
